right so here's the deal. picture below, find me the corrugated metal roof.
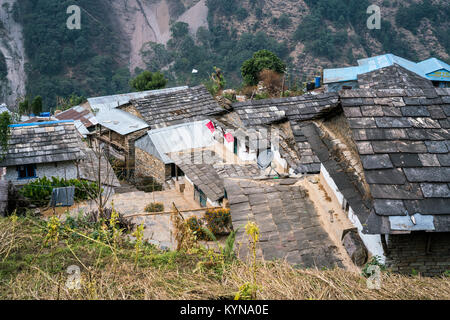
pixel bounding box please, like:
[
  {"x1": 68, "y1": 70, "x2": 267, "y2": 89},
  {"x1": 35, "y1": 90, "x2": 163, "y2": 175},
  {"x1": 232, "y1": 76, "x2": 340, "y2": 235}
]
[
  {"x1": 88, "y1": 87, "x2": 188, "y2": 136},
  {"x1": 324, "y1": 54, "x2": 450, "y2": 84},
  {"x1": 135, "y1": 120, "x2": 215, "y2": 164},
  {"x1": 95, "y1": 109, "x2": 149, "y2": 136},
  {"x1": 418, "y1": 58, "x2": 450, "y2": 74},
  {"x1": 55, "y1": 104, "x2": 98, "y2": 128},
  {"x1": 74, "y1": 120, "x2": 90, "y2": 138},
  {"x1": 323, "y1": 66, "x2": 359, "y2": 84},
  {"x1": 87, "y1": 86, "x2": 188, "y2": 113}
]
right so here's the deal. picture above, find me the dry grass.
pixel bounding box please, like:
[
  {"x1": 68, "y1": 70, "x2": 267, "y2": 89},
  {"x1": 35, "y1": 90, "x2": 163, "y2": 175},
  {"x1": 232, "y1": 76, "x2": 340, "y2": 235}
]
[
  {"x1": 0, "y1": 216, "x2": 449, "y2": 300},
  {"x1": 4, "y1": 259, "x2": 449, "y2": 300}
]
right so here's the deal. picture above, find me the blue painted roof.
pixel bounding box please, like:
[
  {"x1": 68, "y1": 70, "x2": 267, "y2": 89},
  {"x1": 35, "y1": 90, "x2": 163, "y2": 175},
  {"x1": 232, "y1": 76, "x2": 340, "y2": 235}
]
[
  {"x1": 324, "y1": 54, "x2": 450, "y2": 84},
  {"x1": 9, "y1": 120, "x2": 74, "y2": 128}
]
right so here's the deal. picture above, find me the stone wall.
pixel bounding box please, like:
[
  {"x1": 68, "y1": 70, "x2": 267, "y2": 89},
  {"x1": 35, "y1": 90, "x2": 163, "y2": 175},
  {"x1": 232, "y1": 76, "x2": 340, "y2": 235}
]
[
  {"x1": 135, "y1": 148, "x2": 168, "y2": 184},
  {"x1": 385, "y1": 232, "x2": 450, "y2": 276},
  {"x1": 184, "y1": 176, "x2": 196, "y2": 202},
  {"x1": 5, "y1": 161, "x2": 78, "y2": 186},
  {"x1": 125, "y1": 129, "x2": 149, "y2": 172}
]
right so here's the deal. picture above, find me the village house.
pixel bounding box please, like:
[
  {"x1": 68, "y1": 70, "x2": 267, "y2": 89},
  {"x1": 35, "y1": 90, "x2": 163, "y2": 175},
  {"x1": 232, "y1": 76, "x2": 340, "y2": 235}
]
[
  {"x1": 222, "y1": 66, "x2": 450, "y2": 275},
  {"x1": 123, "y1": 85, "x2": 226, "y2": 129},
  {"x1": 0, "y1": 120, "x2": 120, "y2": 191},
  {"x1": 54, "y1": 103, "x2": 98, "y2": 139},
  {"x1": 0, "y1": 121, "x2": 86, "y2": 185},
  {"x1": 134, "y1": 119, "x2": 261, "y2": 208},
  {"x1": 324, "y1": 54, "x2": 450, "y2": 92}
]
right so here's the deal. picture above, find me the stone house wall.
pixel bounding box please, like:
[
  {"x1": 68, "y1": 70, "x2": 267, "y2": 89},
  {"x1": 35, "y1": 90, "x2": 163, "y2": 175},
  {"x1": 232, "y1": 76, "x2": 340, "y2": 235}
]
[
  {"x1": 5, "y1": 161, "x2": 78, "y2": 186},
  {"x1": 385, "y1": 232, "x2": 450, "y2": 276},
  {"x1": 98, "y1": 127, "x2": 148, "y2": 174},
  {"x1": 125, "y1": 129, "x2": 149, "y2": 173},
  {"x1": 135, "y1": 148, "x2": 170, "y2": 184},
  {"x1": 184, "y1": 175, "x2": 196, "y2": 203}
]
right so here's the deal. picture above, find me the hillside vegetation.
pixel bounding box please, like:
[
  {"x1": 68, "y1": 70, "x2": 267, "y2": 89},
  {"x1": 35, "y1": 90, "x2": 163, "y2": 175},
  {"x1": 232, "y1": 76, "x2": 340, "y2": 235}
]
[
  {"x1": 9, "y1": 0, "x2": 450, "y2": 109},
  {"x1": 1, "y1": 215, "x2": 449, "y2": 300}
]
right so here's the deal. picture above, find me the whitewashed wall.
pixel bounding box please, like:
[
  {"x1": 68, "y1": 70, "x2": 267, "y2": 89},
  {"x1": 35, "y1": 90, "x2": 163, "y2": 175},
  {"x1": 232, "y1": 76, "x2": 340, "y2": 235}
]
[
  {"x1": 321, "y1": 164, "x2": 386, "y2": 262},
  {"x1": 5, "y1": 161, "x2": 78, "y2": 185}
]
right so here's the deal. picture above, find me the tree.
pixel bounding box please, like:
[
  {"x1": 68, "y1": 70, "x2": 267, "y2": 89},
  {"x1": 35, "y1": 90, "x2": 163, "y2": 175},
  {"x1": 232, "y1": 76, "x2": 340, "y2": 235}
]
[
  {"x1": 129, "y1": 71, "x2": 168, "y2": 92},
  {"x1": 56, "y1": 94, "x2": 86, "y2": 112},
  {"x1": 170, "y1": 22, "x2": 190, "y2": 39},
  {"x1": 31, "y1": 96, "x2": 43, "y2": 115},
  {"x1": 0, "y1": 112, "x2": 12, "y2": 160},
  {"x1": 241, "y1": 50, "x2": 286, "y2": 86},
  {"x1": 0, "y1": 52, "x2": 7, "y2": 80},
  {"x1": 18, "y1": 98, "x2": 30, "y2": 116}
]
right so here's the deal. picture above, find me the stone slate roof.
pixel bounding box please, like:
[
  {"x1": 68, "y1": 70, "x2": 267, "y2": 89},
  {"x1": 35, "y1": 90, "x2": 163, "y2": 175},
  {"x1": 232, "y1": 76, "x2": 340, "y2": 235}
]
[
  {"x1": 224, "y1": 177, "x2": 344, "y2": 268},
  {"x1": 339, "y1": 87, "x2": 450, "y2": 233},
  {"x1": 130, "y1": 85, "x2": 226, "y2": 129},
  {"x1": 358, "y1": 64, "x2": 435, "y2": 90},
  {"x1": 232, "y1": 92, "x2": 340, "y2": 127},
  {"x1": 231, "y1": 93, "x2": 340, "y2": 174},
  {"x1": 0, "y1": 121, "x2": 86, "y2": 167},
  {"x1": 289, "y1": 121, "x2": 322, "y2": 174},
  {"x1": 169, "y1": 151, "x2": 260, "y2": 202},
  {"x1": 301, "y1": 122, "x2": 373, "y2": 232}
]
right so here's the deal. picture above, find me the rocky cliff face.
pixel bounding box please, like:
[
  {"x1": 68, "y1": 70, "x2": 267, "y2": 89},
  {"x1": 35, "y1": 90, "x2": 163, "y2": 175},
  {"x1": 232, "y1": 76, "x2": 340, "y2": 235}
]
[
  {"x1": 1, "y1": 0, "x2": 448, "y2": 104},
  {"x1": 0, "y1": 0, "x2": 26, "y2": 106},
  {"x1": 111, "y1": 0, "x2": 208, "y2": 72}
]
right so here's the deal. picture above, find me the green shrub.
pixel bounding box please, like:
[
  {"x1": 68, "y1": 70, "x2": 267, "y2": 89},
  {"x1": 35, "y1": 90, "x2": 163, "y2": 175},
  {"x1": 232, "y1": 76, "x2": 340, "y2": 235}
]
[
  {"x1": 186, "y1": 216, "x2": 210, "y2": 240},
  {"x1": 19, "y1": 176, "x2": 99, "y2": 207},
  {"x1": 144, "y1": 202, "x2": 165, "y2": 213},
  {"x1": 204, "y1": 208, "x2": 232, "y2": 236},
  {"x1": 241, "y1": 50, "x2": 287, "y2": 86},
  {"x1": 361, "y1": 256, "x2": 386, "y2": 278}
]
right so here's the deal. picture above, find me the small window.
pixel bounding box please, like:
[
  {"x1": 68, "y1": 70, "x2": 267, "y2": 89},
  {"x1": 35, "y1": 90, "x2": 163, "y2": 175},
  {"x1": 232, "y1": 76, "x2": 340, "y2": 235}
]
[
  {"x1": 233, "y1": 138, "x2": 239, "y2": 155},
  {"x1": 17, "y1": 164, "x2": 36, "y2": 179}
]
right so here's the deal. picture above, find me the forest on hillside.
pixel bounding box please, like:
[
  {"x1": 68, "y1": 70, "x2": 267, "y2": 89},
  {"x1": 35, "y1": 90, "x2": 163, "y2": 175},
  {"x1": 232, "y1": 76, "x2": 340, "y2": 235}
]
[
  {"x1": 13, "y1": 0, "x2": 130, "y2": 108},
  {"x1": 11, "y1": 0, "x2": 450, "y2": 109}
]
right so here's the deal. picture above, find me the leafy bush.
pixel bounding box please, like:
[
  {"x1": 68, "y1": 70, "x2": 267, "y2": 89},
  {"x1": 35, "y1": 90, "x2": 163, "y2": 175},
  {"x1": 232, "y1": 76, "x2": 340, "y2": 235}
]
[
  {"x1": 84, "y1": 207, "x2": 135, "y2": 233},
  {"x1": 186, "y1": 216, "x2": 210, "y2": 240},
  {"x1": 19, "y1": 176, "x2": 99, "y2": 207},
  {"x1": 144, "y1": 203, "x2": 165, "y2": 213},
  {"x1": 0, "y1": 112, "x2": 12, "y2": 160},
  {"x1": 0, "y1": 51, "x2": 7, "y2": 80},
  {"x1": 129, "y1": 70, "x2": 168, "y2": 92},
  {"x1": 361, "y1": 256, "x2": 386, "y2": 278},
  {"x1": 241, "y1": 50, "x2": 286, "y2": 86},
  {"x1": 204, "y1": 208, "x2": 232, "y2": 236}
]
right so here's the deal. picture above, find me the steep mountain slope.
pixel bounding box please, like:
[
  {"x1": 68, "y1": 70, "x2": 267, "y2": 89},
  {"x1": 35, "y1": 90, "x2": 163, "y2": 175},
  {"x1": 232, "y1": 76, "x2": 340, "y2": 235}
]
[
  {"x1": 0, "y1": 0, "x2": 26, "y2": 106},
  {"x1": 1, "y1": 0, "x2": 449, "y2": 109}
]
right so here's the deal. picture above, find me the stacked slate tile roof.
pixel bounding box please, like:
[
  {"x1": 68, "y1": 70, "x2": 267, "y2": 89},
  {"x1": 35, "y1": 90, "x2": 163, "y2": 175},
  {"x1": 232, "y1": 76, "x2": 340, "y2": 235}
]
[
  {"x1": 129, "y1": 85, "x2": 226, "y2": 129},
  {"x1": 169, "y1": 151, "x2": 260, "y2": 202},
  {"x1": 358, "y1": 64, "x2": 435, "y2": 90},
  {"x1": 339, "y1": 87, "x2": 450, "y2": 233},
  {"x1": 233, "y1": 92, "x2": 339, "y2": 127},
  {"x1": 224, "y1": 177, "x2": 344, "y2": 268},
  {"x1": 301, "y1": 122, "x2": 373, "y2": 229},
  {"x1": 0, "y1": 121, "x2": 85, "y2": 167},
  {"x1": 232, "y1": 93, "x2": 340, "y2": 174}
]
